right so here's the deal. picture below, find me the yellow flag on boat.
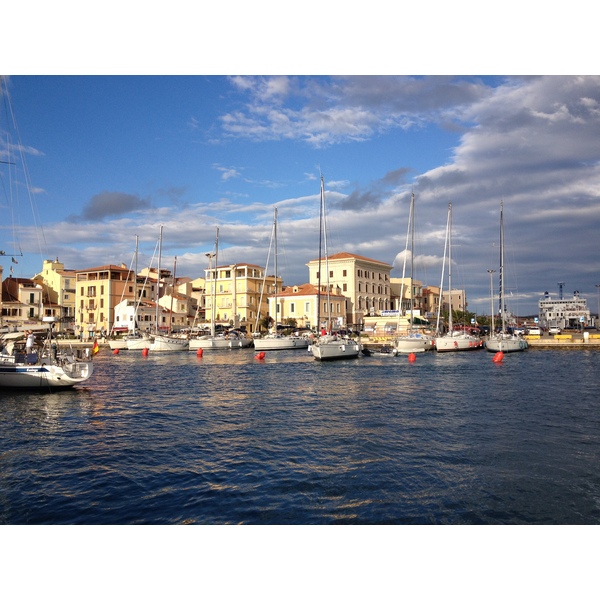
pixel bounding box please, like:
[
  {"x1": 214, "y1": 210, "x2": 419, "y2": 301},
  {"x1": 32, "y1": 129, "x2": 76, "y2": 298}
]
[{"x1": 92, "y1": 339, "x2": 99, "y2": 355}]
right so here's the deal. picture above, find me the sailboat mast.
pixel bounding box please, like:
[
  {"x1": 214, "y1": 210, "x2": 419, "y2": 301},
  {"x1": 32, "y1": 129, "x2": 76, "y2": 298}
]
[
  {"x1": 448, "y1": 202, "x2": 453, "y2": 332},
  {"x1": 317, "y1": 176, "x2": 324, "y2": 334},
  {"x1": 273, "y1": 206, "x2": 278, "y2": 333},
  {"x1": 499, "y1": 201, "x2": 505, "y2": 332},
  {"x1": 212, "y1": 227, "x2": 219, "y2": 338},
  {"x1": 155, "y1": 225, "x2": 163, "y2": 332},
  {"x1": 133, "y1": 234, "x2": 138, "y2": 332},
  {"x1": 409, "y1": 192, "x2": 415, "y2": 333},
  {"x1": 170, "y1": 256, "x2": 177, "y2": 333}
]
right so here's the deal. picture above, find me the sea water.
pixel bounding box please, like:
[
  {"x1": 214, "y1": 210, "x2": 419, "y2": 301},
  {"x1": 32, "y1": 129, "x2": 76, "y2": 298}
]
[{"x1": 1, "y1": 348, "x2": 599, "y2": 525}]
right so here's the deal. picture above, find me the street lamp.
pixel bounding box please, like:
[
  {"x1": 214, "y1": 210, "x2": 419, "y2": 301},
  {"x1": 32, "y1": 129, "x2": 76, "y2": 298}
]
[{"x1": 487, "y1": 269, "x2": 496, "y2": 333}]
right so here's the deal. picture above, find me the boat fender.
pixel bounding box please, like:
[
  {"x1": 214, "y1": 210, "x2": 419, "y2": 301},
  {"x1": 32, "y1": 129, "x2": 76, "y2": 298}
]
[
  {"x1": 492, "y1": 351, "x2": 504, "y2": 363},
  {"x1": 196, "y1": 348, "x2": 203, "y2": 358},
  {"x1": 113, "y1": 348, "x2": 120, "y2": 355},
  {"x1": 408, "y1": 352, "x2": 416, "y2": 363},
  {"x1": 142, "y1": 348, "x2": 149, "y2": 357},
  {"x1": 255, "y1": 351, "x2": 266, "y2": 360}
]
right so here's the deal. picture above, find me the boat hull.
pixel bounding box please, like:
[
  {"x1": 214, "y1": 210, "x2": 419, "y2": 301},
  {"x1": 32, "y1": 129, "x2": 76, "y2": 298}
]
[
  {"x1": 311, "y1": 337, "x2": 360, "y2": 361},
  {"x1": 253, "y1": 336, "x2": 310, "y2": 351},
  {"x1": 0, "y1": 360, "x2": 94, "y2": 389},
  {"x1": 394, "y1": 335, "x2": 435, "y2": 353},
  {"x1": 486, "y1": 336, "x2": 528, "y2": 353},
  {"x1": 435, "y1": 334, "x2": 483, "y2": 352},
  {"x1": 108, "y1": 339, "x2": 128, "y2": 350},
  {"x1": 126, "y1": 336, "x2": 151, "y2": 350},
  {"x1": 150, "y1": 335, "x2": 189, "y2": 352},
  {"x1": 189, "y1": 336, "x2": 253, "y2": 350}
]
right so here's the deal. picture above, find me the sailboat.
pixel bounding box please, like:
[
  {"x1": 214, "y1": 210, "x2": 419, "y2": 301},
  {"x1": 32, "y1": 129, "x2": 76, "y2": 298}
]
[
  {"x1": 435, "y1": 203, "x2": 483, "y2": 352},
  {"x1": 126, "y1": 234, "x2": 155, "y2": 350},
  {"x1": 310, "y1": 176, "x2": 360, "y2": 361},
  {"x1": 189, "y1": 228, "x2": 252, "y2": 350},
  {"x1": 254, "y1": 207, "x2": 310, "y2": 351},
  {"x1": 110, "y1": 235, "x2": 147, "y2": 350},
  {"x1": 394, "y1": 192, "x2": 435, "y2": 353},
  {"x1": 0, "y1": 318, "x2": 95, "y2": 389},
  {"x1": 150, "y1": 226, "x2": 189, "y2": 351},
  {"x1": 486, "y1": 201, "x2": 528, "y2": 353}
]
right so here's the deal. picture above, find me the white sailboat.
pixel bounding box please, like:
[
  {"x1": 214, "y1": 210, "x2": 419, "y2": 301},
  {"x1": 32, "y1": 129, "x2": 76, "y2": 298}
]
[
  {"x1": 254, "y1": 207, "x2": 310, "y2": 351},
  {"x1": 189, "y1": 228, "x2": 252, "y2": 351},
  {"x1": 435, "y1": 203, "x2": 483, "y2": 352},
  {"x1": 150, "y1": 226, "x2": 189, "y2": 351},
  {"x1": 394, "y1": 192, "x2": 435, "y2": 353},
  {"x1": 486, "y1": 201, "x2": 528, "y2": 353},
  {"x1": 0, "y1": 318, "x2": 95, "y2": 389},
  {"x1": 310, "y1": 176, "x2": 360, "y2": 361},
  {"x1": 110, "y1": 235, "x2": 144, "y2": 350}
]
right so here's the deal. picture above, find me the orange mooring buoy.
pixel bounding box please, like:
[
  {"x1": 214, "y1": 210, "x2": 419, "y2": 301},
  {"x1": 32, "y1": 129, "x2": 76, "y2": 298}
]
[
  {"x1": 113, "y1": 348, "x2": 119, "y2": 355},
  {"x1": 255, "y1": 351, "x2": 266, "y2": 360},
  {"x1": 142, "y1": 347, "x2": 149, "y2": 357},
  {"x1": 492, "y1": 351, "x2": 504, "y2": 363},
  {"x1": 408, "y1": 352, "x2": 416, "y2": 363},
  {"x1": 196, "y1": 348, "x2": 203, "y2": 358}
]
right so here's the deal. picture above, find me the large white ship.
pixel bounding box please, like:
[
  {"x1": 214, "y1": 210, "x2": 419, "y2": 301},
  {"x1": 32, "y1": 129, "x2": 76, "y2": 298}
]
[{"x1": 538, "y1": 289, "x2": 592, "y2": 329}]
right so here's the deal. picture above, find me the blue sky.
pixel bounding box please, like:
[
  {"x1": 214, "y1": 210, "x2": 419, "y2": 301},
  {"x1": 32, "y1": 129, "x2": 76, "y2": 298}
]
[{"x1": 2, "y1": 8, "x2": 599, "y2": 318}]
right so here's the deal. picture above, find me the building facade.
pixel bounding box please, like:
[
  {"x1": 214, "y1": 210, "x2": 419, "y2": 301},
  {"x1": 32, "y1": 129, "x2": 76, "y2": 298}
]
[
  {"x1": 306, "y1": 252, "x2": 393, "y2": 327},
  {"x1": 204, "y1": 262, "x2": 280, "y2": 333},
  {"x1": 75, "y1": 264, "x2": 137, "y2": 339}
]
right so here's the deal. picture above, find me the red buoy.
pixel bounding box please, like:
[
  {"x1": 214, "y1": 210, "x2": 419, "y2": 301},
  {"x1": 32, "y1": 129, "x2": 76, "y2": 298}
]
[
  {"x1": 142, "y1": 348, "x2": 149, "y2": 357},
  {"x1": 196, "y1": 348, "x2": 203, "y2": 358},
  {"x1": 492, "y1": 351, "x2": 504, "y2": 363},
  {"x1": 113, "y1": 348, "x2": 119, "y2": 355},
  {"x1": 255, "y1": 351, "x2": 266, "y2": 360},
  {"x1": 408, "y1": 352, "x2": 416, "y2": 363}
]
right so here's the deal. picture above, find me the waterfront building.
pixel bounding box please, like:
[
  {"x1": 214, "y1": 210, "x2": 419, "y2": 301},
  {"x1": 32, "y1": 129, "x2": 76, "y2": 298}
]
[
  {"x1": 204, "y1": 262, "x2": 279, "y2": 334},
  {"x1": 1, "y1": 275, "x2": 44, "y2": 330},
  {"x1": 539, "y1": 290, "x2": 592, "y2": 329},
  {"x1": 268, "y1": 282, "x2": 347, "y2": 331},
  {"x1": 75, "y1": 264, "x2": 137, "y2": 339},
  {"x1": 306, "y1": 252, "x2": 393, "y2": 327},
  {"x1": 32, "y1": 258, "x2": 77, "y2": 332}
]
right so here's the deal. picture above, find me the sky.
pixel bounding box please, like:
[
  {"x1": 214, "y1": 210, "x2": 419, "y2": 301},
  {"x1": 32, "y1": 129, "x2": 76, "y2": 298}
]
[{"x1": 2, "y1": 8, "x2": 599, "y2": 320}]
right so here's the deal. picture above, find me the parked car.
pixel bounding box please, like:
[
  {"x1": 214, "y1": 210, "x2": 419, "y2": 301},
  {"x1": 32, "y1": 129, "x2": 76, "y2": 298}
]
[
  {"x1": 549, "y1": 326, "x2": 562, "y2": 335},
  {"x1": 527, "y1": 327, "x2": 542, "y2": 335}
]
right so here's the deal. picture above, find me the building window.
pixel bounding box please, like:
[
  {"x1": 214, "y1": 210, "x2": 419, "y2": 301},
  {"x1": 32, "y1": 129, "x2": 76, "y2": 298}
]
[
  {"x1": 343, "y1": 283, "x2": 347, "y2": 292},
  {"x1": 290, "y1": 303, "x2": 295, "y2": 313},
  {"x1": 343, "y1": 270, "x2": 347, "y2": 277}
]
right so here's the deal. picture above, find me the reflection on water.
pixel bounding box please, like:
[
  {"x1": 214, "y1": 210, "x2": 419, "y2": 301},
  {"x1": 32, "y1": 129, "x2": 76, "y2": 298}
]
[{"x1": 1, "y1": 348, "x2": 599, "y2": 524}]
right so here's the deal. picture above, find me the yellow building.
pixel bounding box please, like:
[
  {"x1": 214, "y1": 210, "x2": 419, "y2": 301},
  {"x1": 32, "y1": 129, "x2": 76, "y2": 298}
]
[
  {"x1": 204, "y1": 262, "x2": 279, "y2": 333},
  {"x1": 271, "y1": 282, "x2": 347, "y2": 331},
  {"x1": 33, "y1": 258, "x2": 78, "y2": 332},
  {"x1": 75, "y1": 264, "x2": 137, "y2": 339},
  {"x1": 306, "y1": 252, "x2": 393, "y2": 327}
]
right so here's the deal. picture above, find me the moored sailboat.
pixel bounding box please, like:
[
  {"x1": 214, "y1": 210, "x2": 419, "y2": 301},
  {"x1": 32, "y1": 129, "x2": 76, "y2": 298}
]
[
  {"x1": 435, "y1": 203, "x2": 483, "y2": 352},
  {"x1": 310, "y1": 176, "x2": 360, "y2": 361},
  {"x1": 254, "y1": 207, "x2": 309, "y2": 352},
  {"x1": 150, "y1": 227, "x2": 188, "y2": 351},
  {"x1": 394, "y1": 192, "x2": 435, "y2": 353},
  {"x1": 486, "y1": 201, "x2": 528, "y2": 353},
  {"x1": 0, "y1": 321, "x2": 95, "y2": 389}
]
